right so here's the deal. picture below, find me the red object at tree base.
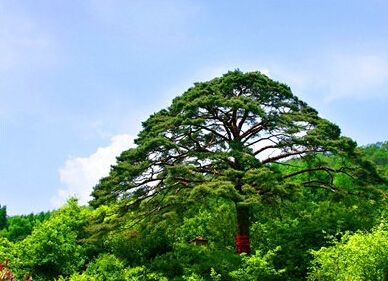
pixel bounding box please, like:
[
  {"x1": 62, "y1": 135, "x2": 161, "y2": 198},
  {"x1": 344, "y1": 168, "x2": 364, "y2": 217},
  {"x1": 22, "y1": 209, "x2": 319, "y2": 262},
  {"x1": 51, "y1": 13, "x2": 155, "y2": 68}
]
[{"x1": 236, "y1": 235, "x2": 251, "y2": 254}]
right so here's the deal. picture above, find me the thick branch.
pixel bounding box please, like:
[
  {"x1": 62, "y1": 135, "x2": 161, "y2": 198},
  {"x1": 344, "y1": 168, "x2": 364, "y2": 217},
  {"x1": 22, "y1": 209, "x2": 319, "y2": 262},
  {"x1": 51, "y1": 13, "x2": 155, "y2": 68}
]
[
  {"x1": 240, "y1": 122, "x2": 265, "y2": 140},
  {"x1": 230, "y1": 109, "x2": 238, "y2": 138},
  {"x1": 302, "y1": 180, "x2": 339, "y2": 192},
  {"x1": 237, "y1": 110, "x2": 249, "y2": 132},
  {"x1": 253, "y1": 144, "x2": 279, "y2": 155},
  {"x1": 261, "y1": 150, "x2": 311, "y2": 164},
  {"x1": 194, "y1": 124, "x2": 230, "y2": 142},
  {"x1": 283, "y1": 166, "x2": 349, "y2": 179},
  {"x1": 193, "y1": 167, "x2": 224, "y2": 176}
]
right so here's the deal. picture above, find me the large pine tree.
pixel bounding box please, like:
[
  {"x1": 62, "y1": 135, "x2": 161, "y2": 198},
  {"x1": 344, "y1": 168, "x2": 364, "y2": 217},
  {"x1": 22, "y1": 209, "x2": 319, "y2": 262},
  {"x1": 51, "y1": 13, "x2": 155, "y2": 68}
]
[{"x1": 91, "y1": 70, "x2": 360, "y2": 253}]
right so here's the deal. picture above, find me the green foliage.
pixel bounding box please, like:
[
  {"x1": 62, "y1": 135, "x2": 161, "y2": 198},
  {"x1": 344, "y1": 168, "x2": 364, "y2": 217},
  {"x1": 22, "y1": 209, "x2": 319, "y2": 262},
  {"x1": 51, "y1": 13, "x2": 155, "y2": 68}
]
[
  {"x1": 0, "y1": 237, "x2": 16, "y2": 267},
  {"x1": 183, "y1": 272, "x2": 206, "y2": 281},
  {"x1": 0, "y1": 206, "x2": 6, "y2": 231},
  {"x1": 229, "y1": 249, "x2": 285, "y2": 281},
  {"x1": 149, "y1": 243, "x2": 241, "y2": 280},
  {"x1": 175, "y1": 199, "x2": 236, "y2": 250},
  {"x1": 60, "y1": 254, "x2": 168, "y2": 281},
  {"x1": 0, "y1": 211, "x2": 50, "y2": 242},
  {"x1": 308, "y1": 221, "x2": 388, "y2": 281},
  {"x1": 68, "y1": 254, "x2": 126, "y2": 281},
  {"x1": 249, "y1": 187, "x2": 385, "y2": 280},
  {"x1": 124, "y1": 266, "x2": 168, "y2": 281},
  {"x1": 2, "y1": 216, "x2": 34, "y2": 242},
  {"x1": 362, "y1": 141, "x2": 388, "y2": 178},
  {"x1": 16, "y1": 199, "x2": 91, "y2": 280}
]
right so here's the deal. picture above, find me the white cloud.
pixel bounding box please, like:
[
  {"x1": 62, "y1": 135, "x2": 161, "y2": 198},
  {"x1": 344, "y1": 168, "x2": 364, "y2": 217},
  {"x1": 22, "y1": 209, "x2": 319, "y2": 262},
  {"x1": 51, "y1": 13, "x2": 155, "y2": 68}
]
[{"x1": 51, "y1": 134, "x2": 134, "y2": 208}]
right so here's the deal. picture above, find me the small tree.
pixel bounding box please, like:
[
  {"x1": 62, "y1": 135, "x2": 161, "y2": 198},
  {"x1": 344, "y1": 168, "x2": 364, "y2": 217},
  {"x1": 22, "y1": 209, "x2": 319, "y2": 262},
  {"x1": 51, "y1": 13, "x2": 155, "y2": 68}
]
[
  {"x1": 0, "y1": 206, "x2": 6, "y2": 231},
  {"x1": 19, "y1": 199, "x2": 89, "y2": 279},
  {"x1": 91, "y1": 70, "x2": 373, "y2": 253}
]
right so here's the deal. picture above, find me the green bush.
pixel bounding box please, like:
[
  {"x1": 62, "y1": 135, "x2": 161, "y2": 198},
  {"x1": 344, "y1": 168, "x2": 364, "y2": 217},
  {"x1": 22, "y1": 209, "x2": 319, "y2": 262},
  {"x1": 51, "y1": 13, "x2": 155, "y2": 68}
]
[
  {"x1": 308, "y1": 221, "x2": 388, "y2": 281},
  {"x1": 19, "y1": 199, "x2": 90, "y2": 280},
  {"x1": 229, "y1": 248, "x2": 284, "y2": 281},
  {"x1": 60, "y1": 254, "x2": 168, "y2": 281}
]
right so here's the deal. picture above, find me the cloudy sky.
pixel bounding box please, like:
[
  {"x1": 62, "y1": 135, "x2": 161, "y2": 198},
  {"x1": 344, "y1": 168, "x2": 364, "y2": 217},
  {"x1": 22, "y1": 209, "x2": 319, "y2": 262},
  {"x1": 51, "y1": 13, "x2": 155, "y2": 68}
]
[{"x1": 1, "y1": 0, "x2": 387, "y2": 215}]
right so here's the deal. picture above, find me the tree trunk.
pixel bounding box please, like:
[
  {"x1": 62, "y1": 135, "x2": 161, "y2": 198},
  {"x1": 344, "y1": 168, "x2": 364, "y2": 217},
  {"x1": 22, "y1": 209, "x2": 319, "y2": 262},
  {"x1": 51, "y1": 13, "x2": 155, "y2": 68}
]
[{"x1": 235, "y1": 204, "x2": 251, "y2": 254}]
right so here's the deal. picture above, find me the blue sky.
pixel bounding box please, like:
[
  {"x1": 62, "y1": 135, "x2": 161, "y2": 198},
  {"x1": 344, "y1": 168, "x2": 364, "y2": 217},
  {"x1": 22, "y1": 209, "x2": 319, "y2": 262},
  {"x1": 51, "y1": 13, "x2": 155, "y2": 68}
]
[{"x1": 1, "y1": 0, "x2": 387, "y2": 215}]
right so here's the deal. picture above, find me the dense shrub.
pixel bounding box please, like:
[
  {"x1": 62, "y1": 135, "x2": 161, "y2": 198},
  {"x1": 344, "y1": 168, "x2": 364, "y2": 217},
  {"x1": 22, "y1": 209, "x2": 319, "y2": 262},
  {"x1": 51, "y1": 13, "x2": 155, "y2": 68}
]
[
  {"x1": 16, "y1": 199, "x2": 90, "y2": 280},
  {"x1": 308, "y1": 221, "x2": 388, "y2": 281}
]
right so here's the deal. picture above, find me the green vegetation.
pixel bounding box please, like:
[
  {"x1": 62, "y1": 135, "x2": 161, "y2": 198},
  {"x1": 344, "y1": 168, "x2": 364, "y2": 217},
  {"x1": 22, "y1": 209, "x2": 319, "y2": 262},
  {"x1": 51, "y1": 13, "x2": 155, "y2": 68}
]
[
  {"x1": 0, "y1": 72, "x2": 386, "y2": 280},
  {"x1": 309, "y1": 222, "x2": 388, "y2": 281},
  {"x1": 0, "y1": 210, "x2": 50, "y2": 242}
]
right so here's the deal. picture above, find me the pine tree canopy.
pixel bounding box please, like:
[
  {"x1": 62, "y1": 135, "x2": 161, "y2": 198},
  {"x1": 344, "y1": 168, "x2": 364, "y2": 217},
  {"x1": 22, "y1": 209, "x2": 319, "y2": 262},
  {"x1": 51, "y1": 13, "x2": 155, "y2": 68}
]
[{"x1": 90, "y1": 70, "x2": 366, "y2": 221}]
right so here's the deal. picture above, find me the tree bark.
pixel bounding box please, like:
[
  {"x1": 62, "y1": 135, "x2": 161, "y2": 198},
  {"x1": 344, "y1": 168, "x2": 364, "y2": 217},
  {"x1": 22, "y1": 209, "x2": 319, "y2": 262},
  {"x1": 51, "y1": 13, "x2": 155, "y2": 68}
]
[{"x1": 235, "y1": 204, "x2": 251, "y2": 254}]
